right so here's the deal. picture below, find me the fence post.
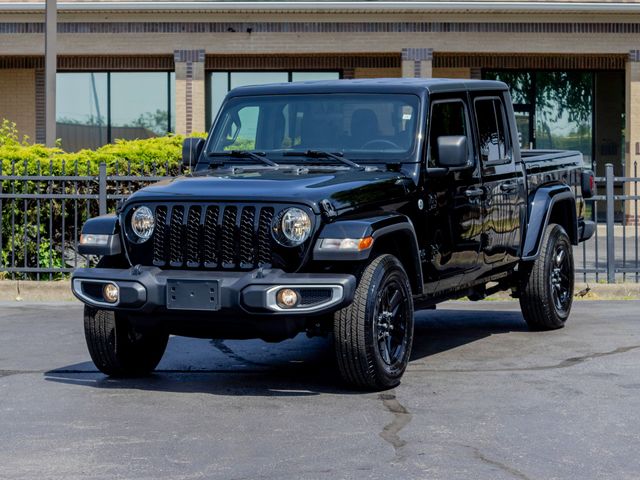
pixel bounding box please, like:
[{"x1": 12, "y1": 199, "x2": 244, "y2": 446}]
[
  {"x1": 606, "y1": 163, "x2": 615, "y2": 283},
  {"x1": 98, "y1": 162, "x2": 107, "y2": 216}
]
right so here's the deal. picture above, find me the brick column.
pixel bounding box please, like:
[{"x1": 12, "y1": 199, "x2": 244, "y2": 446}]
[
  {"x1": 626, "y1": 51, "x2": 640, "y2": 225},
  {"x1": 174, "y1": 49, "x2": 205, "y2": 136},
  {"x1": 401, "y1": 48, "x2": 433, "y2": 78}
]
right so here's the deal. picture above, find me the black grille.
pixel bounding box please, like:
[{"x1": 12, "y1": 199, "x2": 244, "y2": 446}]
[{"x1": 151, "y1": 204, "x2": 275, "y2": 270}]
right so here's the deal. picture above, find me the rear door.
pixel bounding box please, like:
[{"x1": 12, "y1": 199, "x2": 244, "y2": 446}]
[
  {"x1": 421, "y1": 94, "x2": 483, "y2": 293},
  {"x1": 470, "y1": 93, "x2": 524, "y2": 271}
]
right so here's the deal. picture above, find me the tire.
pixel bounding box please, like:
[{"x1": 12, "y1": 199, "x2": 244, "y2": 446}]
[
  {"x1": 84, "y1": 306, "x2": 169, "y2": 377},
  {"x1": 519, "y1": 223, "x2": 574, "y2": 331},
  {"x1": 333, "y1": 254, "x2": 414, "y2": 390}
]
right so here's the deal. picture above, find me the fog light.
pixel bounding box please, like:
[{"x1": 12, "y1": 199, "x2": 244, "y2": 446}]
[
  {"x1": 276, "y1": 288, "x2": 299, "y2": 308},
  {"x1": 102, "y1": 283, "x2": 119, "y2": 304}
]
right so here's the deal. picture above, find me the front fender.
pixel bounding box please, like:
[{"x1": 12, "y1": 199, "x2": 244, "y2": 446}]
[
  {"x1": 77, "y1": 214, "x2": 122, "y2": 256},
  {"x1": 313, "y1": 213, "x2": 424, "y2": 294},
  {"x1": 522, "y1": 185, "x2": 576, "y2": 261}
]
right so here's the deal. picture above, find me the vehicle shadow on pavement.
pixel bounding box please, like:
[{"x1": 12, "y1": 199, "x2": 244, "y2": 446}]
[
  {"x1": 410, "y1": 307, "x2": 528, "y2": 359},
  {"x1": 43, "y1": 308, "x2": 528, "y2": 396}
]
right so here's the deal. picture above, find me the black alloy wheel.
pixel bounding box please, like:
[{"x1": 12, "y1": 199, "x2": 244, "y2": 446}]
[
  {"x1": 550, "y1": 242, "x2": 572, "y2": 315},
  {"x1": 375, "y1": 276, "x2": 410, "y2": 367}
]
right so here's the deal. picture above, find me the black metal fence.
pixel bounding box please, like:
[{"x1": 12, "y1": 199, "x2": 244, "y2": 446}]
[
  {"x1": 0, "y1": 159, "x2": 176, "y2": 279},
  {"x1": 575, "y1": 162, "x2": 640, "y2": 283},
  {"x1": 1, "y1": 160, "x2": 639, "y2": 282}
]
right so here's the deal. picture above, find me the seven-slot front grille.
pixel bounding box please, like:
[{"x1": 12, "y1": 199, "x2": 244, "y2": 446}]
[{"x1": 150, "y1": 204, "x2": 275, "y2": 270}]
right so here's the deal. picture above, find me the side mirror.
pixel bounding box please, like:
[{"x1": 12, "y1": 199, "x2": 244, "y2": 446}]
[
  {"x1": 437, "y1": 135, "x2": 469, "y2": 169},
  {"x1": 182, "y1": 137, "x2": 205, "y2": 169}
]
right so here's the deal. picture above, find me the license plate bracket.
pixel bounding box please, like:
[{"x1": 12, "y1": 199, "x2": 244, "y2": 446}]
[{"x1": 166, "y1": 280, "x2": 219, "y2": 311}]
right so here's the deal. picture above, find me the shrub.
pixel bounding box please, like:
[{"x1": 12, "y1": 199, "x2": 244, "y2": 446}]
[{"x1": 0, "y1": 119, "x2": 206, "y2": 279}]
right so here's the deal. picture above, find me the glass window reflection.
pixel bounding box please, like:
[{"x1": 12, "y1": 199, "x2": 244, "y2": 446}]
[
  {"x1": 56, "y1": 71, "x2": 174, "y2": 152},
  {"x1": 206, "y1": 71, "x2": 341, "y2": 129},
  {"x1": 291, "y1": 72, "x2": 340, "y2": 82},
  {"x1": 484, "y1": 70, "x2": 593, "y2": 164},
  {"x1": 56, "y1": 72, "x2": 108, "y2": 151},
  {"x1": 110, "y1": 72, "x2": 171, "y2": 141}
]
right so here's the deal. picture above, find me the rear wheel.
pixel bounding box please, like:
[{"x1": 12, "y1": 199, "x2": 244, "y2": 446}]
[
  {"x1": 519, "y1": 223, "x2": 574, "y2": 330},
  {"x1": 84, "y1": 306, "x2": 169, "y2": 377},
  {"x1": 333, "y1": 254, "x2": 414, "y2": 390}
]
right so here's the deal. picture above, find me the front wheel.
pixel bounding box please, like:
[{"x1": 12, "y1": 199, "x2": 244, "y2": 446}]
[
  {"x1": 84, "y1": 306, "x2": 169, "y2": 377},
  {"x1": 333, "y1": 254, "x2": 414, "y2": 390},
  {"x1": 519, "y1": 223, "x2": 574, "y2": 330}
]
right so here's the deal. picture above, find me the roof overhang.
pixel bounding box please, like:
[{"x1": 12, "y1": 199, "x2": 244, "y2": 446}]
[{"x1": 2, "y1": 2, "x2": 640, "y2": 15}]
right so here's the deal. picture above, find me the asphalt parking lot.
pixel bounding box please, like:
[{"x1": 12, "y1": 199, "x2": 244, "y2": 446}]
[{"x1": 1, "y1": 301, "x2": 639, "y2": 480}]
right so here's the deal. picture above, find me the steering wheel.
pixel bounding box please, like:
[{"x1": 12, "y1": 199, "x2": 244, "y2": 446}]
[{"x1": 360, "y1": 139, "x2": 401, "y2": 150}]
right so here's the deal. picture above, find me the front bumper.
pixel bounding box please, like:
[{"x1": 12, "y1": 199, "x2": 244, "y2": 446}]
[{"x1": 71, "y1": 266, "x2": 356, "y2": 315}]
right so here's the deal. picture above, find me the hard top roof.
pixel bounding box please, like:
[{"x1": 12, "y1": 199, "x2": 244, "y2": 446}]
[{"x1": 226, "y1": 78, "x2": 508, "y2": 97}]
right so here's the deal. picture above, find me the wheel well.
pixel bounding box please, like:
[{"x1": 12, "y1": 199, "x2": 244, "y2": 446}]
[
  {"x1": 548, "y1": 198, "x2": 577, "y2": 244},
  {"x1": 370, "y1": 231, "x2": 422, "y2": 294}
]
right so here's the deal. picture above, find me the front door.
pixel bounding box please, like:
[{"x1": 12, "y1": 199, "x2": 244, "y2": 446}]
[{"x1": 421, "y1": 95, "x2": 483, "y2": 294}]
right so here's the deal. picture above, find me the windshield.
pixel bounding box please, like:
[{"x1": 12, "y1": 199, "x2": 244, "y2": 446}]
[{"x1": 206, "y1": 93, "x2": 421, "y2": 162}]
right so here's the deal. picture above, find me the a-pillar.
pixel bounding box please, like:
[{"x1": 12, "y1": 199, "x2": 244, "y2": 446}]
[
  {"x1": 401, "y1": 48, "x2": 433, "y2": 78},
  {"x1": 626, "y1": 51, "x2": 640, "y2": 225},
  {"x1": 174, "y1": 49, "x2": 206, "y2": 135}
]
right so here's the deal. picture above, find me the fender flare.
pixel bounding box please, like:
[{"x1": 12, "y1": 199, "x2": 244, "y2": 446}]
[
  {"x1": 521, "y1": 185, "x2": 577, "y2": 261},
  {"x1": 77, "y1": 214, "x2": 122, "y2": 256},
  {"x1": 313, "y1": 213, "x2": 424, "y2": 294}
]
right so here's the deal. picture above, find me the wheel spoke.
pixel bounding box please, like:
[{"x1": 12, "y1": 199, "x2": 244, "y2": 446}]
[
  {"x1": 385, "y1": 335, "x2": 393, "y2": 361},
  {"x1": 389, "y1": 289, "x2": 401, "y2": 311},
  {"x1": 380, "y1": 338, "x2": 391, "y2": 364}
]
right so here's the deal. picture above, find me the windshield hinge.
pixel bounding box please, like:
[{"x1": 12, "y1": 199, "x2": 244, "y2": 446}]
[{"x1": 320, "y1": 199, "x2": 338, "y2": 221}]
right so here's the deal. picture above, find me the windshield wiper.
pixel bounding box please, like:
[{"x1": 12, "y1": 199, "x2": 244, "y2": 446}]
[
  {"x1": 282, "y1": 150, "x2": 363, "y2": 170},
  {"x1": 207, "y1": 150, "x2": 279, "y2": 167}
]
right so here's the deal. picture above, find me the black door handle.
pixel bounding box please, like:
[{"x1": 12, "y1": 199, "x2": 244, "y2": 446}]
[
  {"x1": 500, "y1": 181, "x2": 518, "y2": 192},
  {"x1": 464, "y1": 187, "x2": 484, "y2": 198}
]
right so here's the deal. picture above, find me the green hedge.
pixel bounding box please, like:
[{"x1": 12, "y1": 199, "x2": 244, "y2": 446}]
[
  {"x1": 0, "y1": 119, "x2": 206, "y2": 279},
  {"x1": 0, "y1": 119, "x2": 207, "y2": 176}
]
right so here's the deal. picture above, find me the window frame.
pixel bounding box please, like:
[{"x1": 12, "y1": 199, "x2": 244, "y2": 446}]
[
  {"x1": 425, "y1": 97, "x2": 474, "y2": 170},
  {"x1": 473, "y1": 95, "x2": 512, "y2": 167}
]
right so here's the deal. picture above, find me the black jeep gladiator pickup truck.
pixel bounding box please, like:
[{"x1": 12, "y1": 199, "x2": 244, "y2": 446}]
[{"x1": 72, "y1": 78, "x2": 595, "y2": 389}]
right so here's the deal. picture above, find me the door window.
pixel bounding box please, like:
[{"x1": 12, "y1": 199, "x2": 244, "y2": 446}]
[
  {"x1": 428, "y1": 100, "x2": 470, "y2": 168},
  {"x1": 475, "y1": 98, "x2": 510, "y2": 164}
]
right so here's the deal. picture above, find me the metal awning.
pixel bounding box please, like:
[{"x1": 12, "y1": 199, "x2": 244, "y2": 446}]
[{"x1": 2, "y1": 2, "x2": 640, "y2": 14}]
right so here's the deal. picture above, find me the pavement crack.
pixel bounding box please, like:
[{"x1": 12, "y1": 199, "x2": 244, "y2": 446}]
[
  {"x1": 210, "y1": 339, "x2": 268, "y2": 367},
  {"x1": 470, "y1": 447, "x2": 532, "y2": 480},
  {"x1": 378, "y1": 391, "x2": 412, "y2": 461},
  {"x1": 409, "y1": 345, "x2": 640, "y2": 373}
]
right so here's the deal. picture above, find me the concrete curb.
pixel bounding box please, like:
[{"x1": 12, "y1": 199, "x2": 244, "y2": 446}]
[
  {"x1": 1, "y1": 280, "x2": 639, "y2": 303},
  {"x1": 0, "y1": 280, "x2": 76, "y2": 302}
]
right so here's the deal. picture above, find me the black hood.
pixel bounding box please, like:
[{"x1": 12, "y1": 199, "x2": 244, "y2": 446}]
[{"x1": 125, "y1": 167, "x2": 416, "y2": 213}]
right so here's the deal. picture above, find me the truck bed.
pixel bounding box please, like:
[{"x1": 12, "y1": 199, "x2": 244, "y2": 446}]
[
  {"x1": 520, "y1": 149, "x2": 583, "y2": 173},
  {"x1": 521, "y1": 149, "x2": 586, "y2": 208}
]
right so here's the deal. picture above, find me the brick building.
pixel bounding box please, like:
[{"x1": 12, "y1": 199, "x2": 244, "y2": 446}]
[{"x1": 0, "y1": 0, "x2": 638, "y2": 221}]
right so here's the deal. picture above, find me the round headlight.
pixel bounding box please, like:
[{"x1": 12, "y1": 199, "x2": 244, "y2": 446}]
[
  {"x1": 274, "y1": 208, "x2": 312, "y2": 246},
  {"x1": 131, "y1": 206, "x2": 155, "y2": 242}
]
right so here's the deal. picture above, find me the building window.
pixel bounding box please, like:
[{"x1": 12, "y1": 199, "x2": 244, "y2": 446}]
[
  {"x1": 206, "y1": 71, "x2": 341, "y2": 129},
  {"x1": 483, "y1": 70, "x2": 594, "y2": 166},
  {"x1": 56, "y1": 72, "x2": 175, "y2": 152}
]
